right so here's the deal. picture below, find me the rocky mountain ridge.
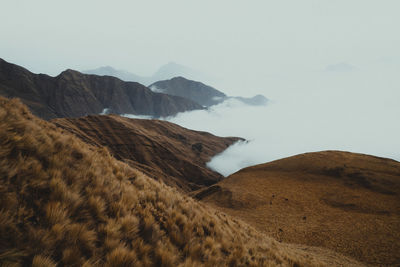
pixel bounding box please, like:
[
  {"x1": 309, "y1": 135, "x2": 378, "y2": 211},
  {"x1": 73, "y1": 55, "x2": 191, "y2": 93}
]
[
  {"x1": 150, "y1": 76, "x2": 268, "y2": 107},
  {"x1": 0, "y1": 58, "x2": 203, "y2": 120},
  {"x1": 83, "y1": 62, "x2": 214, "y2": 86}
]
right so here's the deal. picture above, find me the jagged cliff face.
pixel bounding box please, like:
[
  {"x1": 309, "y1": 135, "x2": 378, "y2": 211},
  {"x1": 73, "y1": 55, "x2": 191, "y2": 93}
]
[
  {"x1": 150, "y1": 77, "x2": 227, "y2": 107},
  {"x1": 0, "y1": 58, "x2": 203, "y2": 120},
  {"x1": 52, "y1": 115, "x2": 241, "y2": 192}
]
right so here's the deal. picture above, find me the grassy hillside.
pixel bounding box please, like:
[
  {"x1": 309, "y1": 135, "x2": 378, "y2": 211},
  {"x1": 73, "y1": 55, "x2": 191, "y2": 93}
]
[
  {"x1": 0, "y1": 97, "x2": 363, "y2": 266},
  {"x1": 52, "y1": 115, "x2": 240, "y2": 192},
  {"x1": 196, "y1": 151, "x2": 400, "y2": 266}
]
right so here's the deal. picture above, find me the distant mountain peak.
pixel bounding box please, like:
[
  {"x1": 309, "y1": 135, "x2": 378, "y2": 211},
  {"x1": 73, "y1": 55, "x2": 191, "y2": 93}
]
[
  {"x1": 150, "y1": 77, "x2": 226, "y2": 107},
  {"x1": 83, "y1": 61, "x2": 217, "y2": 86},
  {"x1": 59, "y1": 68, "x2": 81, "y2": 75},
  {"x1": 0, "y1": 59, "x2": 203, "y2": 120},
  {"x1": 83, "y1": 66, "x2": 151, "y2": 84},
  {"x1": 150, "y1": 77, "x2": 268, "y2": 107},
  {"x1": 165, "y1": 61, "x2": 180, "y2": 66},
  {"x1": 169, "y1": 76, "x2": 202, "y2": 83},
  {"x1": 57, "y1": 69, "x2": 85, "y2": 81},
  {"x1": 97, "y1": 65, "x2": 116, "y2": 71},
  {"x1": 171, "y1": 76, "x2": 187, "y2": 80}
]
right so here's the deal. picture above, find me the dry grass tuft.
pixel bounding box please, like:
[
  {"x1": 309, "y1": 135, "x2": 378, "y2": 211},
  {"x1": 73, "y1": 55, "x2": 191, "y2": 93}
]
[
  {"x1": 32, "y1": 255, "x2": 57, "y2": 267},
  {"x1": 0, "y1": 97, "x2": 362, "y2": 266}
]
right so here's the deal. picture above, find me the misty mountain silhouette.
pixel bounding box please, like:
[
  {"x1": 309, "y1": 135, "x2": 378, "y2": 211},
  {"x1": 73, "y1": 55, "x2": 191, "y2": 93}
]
[
  {"x1": 82, "y1": 66, "x2": 151, "y2": 85},
  {"x1": 0, "y1": 58, "x2": 203, "y2": 120},
  {"x1": 231, "y1": 94, "x2": 268, "y2": 106},
  {"x1": 150, "y1": 77, "x2": 227, "y2": 107},
  {"x1": 150, "y1": 77, "x2": 268, "y2": 107},
  {"x1": 84, "y1": 64, "x2": 268, "y2": 107},
  {"x1": 152, "y1": 62, "x2": 216, "y2": 84},
  {"x1": 83, "y1": 62, "x2": 214, "y2": 86}
]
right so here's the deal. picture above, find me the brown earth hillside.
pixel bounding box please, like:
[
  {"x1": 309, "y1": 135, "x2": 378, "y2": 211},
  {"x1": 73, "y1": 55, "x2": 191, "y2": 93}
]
[
  {"x1": 52, "y1": 115, "x2": 240, "y2": 192},
  {"x1": 196, "y1": 151, "x2": 400, "y2": 266},
  {"x1": 0, "y1": 97, "x2": 364, "y2": 266},
  {"x1": 0, "y1": 58, "x2": 203, "y2": 120}
]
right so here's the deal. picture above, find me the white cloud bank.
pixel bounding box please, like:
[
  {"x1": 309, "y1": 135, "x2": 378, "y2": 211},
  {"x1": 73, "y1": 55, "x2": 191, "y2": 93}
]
[
  {"x1": 166, "y1": 67, "x2": 400, "y2": 176},
  {"x1": 122, "y1": 114, "x2": 153, "y2": 120}
]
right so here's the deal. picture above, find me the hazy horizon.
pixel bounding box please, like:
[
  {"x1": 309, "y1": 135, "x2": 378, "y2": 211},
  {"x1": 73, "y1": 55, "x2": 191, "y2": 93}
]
[
  {"x1": 2, "y1": 0, "x2": 399, "y2": 174},
  {"x1": 1, "y1": 1, "x2": 399, "y2": 96}
]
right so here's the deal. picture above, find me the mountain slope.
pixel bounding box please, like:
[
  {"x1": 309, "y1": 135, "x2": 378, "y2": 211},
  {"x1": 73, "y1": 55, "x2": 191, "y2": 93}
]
[
  {"x1": 52, "y1": 115, "x2": 240, "y2": 191},
  {"x1": 196, "y1": 151, "x2": 400, "y2": 266},
  {"x1": 150, "y1": 77, "x2": 226, "y2": 107},
  {"x1": 0, "y1": 97, "x2": 363, "y2": 266},
  {"x1": 0, "y1": 58, "x2": 203, "y2": 120},
  {"x1": 83, "y1": 66, "x2": 151, "y2": 85},
  {"x1": 232, "y1": 94, "x2": 268, "y2": 106},
  {"x1": 150, "y1": 77, "x2": 268, "y2": 107},
  {"x1": 83, "y1": 62, "x2": 214, "y2": 86}
]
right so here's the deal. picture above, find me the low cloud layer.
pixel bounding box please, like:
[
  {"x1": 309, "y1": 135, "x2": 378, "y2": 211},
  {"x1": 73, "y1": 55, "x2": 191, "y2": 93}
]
[
  {"x1": 166, "y1": 67, "x2": 400, "y2": 176},
  {"x1": 122, "y1": 114, "x2": 153, "y2": 120}
]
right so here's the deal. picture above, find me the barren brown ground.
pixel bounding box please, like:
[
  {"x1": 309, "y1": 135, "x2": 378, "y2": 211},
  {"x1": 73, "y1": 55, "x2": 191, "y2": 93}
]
[
  {"x1": 197, "y1": 151, "x2": 400, "y2": 266},
  {"x1": 0, "y1": 97, "x2": 364, "y2": 266},
  {"x1": 52, "y1": 115, "x2": 240, "y2": 192}
]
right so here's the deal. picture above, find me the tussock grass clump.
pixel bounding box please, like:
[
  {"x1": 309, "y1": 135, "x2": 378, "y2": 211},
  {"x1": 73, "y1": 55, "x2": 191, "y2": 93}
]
[{"x1": 0, "y1": 97, "x2": 359, "y2": 266}]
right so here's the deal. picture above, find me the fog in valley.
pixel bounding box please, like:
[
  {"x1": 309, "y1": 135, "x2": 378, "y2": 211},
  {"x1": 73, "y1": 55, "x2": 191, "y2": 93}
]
[
  {"x1": 167, "y1": 64, "x2": 400, "y2": 176},
  {"x1": 1, "y1": 0, "x2": 399, "y2": 176}
]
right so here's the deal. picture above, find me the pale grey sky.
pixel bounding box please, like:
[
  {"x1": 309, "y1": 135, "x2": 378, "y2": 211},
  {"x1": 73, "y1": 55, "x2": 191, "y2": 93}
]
[
  {"x1": 1, "y1": 0, "x2": 399, "y2": 96},
  {"x1": 2, "y1": 0, "x2": 400, "y2": 167}
]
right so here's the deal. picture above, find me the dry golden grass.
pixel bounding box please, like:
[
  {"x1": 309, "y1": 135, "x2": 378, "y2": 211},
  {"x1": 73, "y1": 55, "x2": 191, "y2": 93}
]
[
  {"x1": 51, "y1": 114, "x2": 240, "y2": 192},
  {"x1": 0, "y1": 97, "x2": 362, "y2": 266},
  {"x1": 197, "y1": 151, "x2": 400, "y2": 266}
]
